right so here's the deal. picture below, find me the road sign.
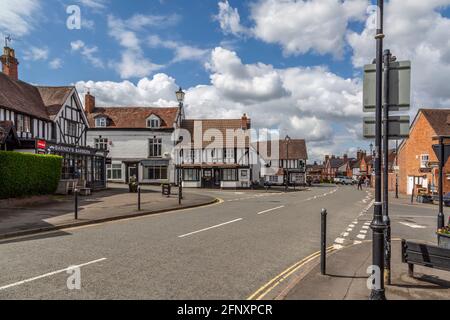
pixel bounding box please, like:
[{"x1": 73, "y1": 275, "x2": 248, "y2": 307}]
[
  {"x1": 363, "y1": 116, "x2": 410, "y2": 139},
  {"x1": 363, "y1": 60, "x2": 411, "y2": 112},
  {"x1": 432, "y1": 144, "x2": 450, "y2": 164}
]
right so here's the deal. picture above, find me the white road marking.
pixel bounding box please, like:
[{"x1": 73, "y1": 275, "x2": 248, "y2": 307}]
[
  {"x1": 360, "y1": 230, "x2": 368, "y2": 234},
  {"x1": 364, "y1": 222, "x2": 371, "y2": 226},
  {"x1": 399, "y1": 222, "x2": 427, "y2": 229},
  {"x1": 347, "y1": 228, "x2": 353, "y2": 232},
  {"x1": 257, "y1": 206, "x2": 285, "y2": 215},
  {"x1": 356, "y1": 234, "x2": 366, "y2": 240},
  {"x1": 0, "y1": 258, "x2": 107, "y2": 291},
  {"x1": 178, "y1": 218, "x2": 243, "y2": 238},
  {"x1": 362, "y1": 225, "x2": 369, "y2": 230},
  {"x1": 334, "y1": 244, "x2": 344, "y2": 250},
  {"x1": 354, "y1": 240, "x2": 362, "y2": 245},
  {"x1": 342, "y1": 232, "x2": 349, "y2": 237},
  {"x1": 335, "y1": 238, "x2": 346, "y2": 244},
  {"x1": 349, "y1": 224, "x2": 355, "y2": 228}
]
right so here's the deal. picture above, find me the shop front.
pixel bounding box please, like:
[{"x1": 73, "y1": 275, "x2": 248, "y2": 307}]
[{"x1": 35, "y1": 139, "x2": 107, "y2": 190}]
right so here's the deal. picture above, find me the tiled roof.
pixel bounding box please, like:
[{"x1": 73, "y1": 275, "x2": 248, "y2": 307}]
[
  {"x1": 255, "y1": 139, "x2": 308, "y2": 160},
  {"x1": 420, "y1": 109, "x2": 450, "y2": 136},
  {"x1": 37, "y1": 86, "x2": 74, "y2": 120},
  {"x1": 87, "y1": 107, "x2": 180, "y2": 129},
  {"x1": 181, "y1": 118, "x2": 251, "y2": 148},
  {"x1": 0, "y1": 72, "x2": 49, "y2": 120},
  {"x1": 329, "y1": 158, "x2": 345, "y2": 168}
]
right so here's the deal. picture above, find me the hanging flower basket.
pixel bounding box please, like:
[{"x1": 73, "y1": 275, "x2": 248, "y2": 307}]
[{"x1": 437, "y1": 226, "x2": 450, "y2": 249}]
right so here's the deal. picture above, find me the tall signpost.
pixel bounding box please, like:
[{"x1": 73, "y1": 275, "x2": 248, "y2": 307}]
[{"x1": 362, "y1": 0, "x2": 411, "y2": 300}]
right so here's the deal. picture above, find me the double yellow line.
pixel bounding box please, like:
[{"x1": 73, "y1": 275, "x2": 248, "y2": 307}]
[{"x1": 247, "y1": 246, "x2": 336, "y2": 300}]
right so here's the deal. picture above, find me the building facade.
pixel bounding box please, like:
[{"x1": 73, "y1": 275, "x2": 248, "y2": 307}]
[
  {"x1": 0, "y1": 46, "x2": 106, "y2": 189},
  {"x1": 176, "y1": 116, "x2": 257, "y2": 188},
  {"x1": 397, "y1": 109, "x2": 450, "y2": 195},
  {"x1": 256, "y1": 139, "x2": 308, "y2": 186},
  {"x1": 85, "y1": 93, "x2": 182, "y2": 184}
]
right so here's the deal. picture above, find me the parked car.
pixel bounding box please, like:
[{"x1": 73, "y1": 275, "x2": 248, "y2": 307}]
[{"x1": 334, "y1": 176, "x2": 354, "y2": 185}]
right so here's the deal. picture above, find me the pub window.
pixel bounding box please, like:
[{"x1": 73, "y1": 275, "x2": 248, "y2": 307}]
[
  {"x1": 107, "y1": 164, "x2": 122, "y2": 180},
  {"x1": 95, "y1": 138, "x2": 108, "y2": 151},
  {"x1": 16, "y1": 114, "x2": 24, "y2": 132},
  {"x1": 24, "y1": 116, "x2": 31, "y2": 133},
  {"x1": 149, "y1": 138, "x2": 162, "y2": 157},
  {"x1": 67, "y1": 121, "x2": 77, "y2": 137},
  {"x1": 222, "y1": 169, "x2": 238, "y2": 181},
  {"x1": 143, "y1": 166, "x2": 168, "y2": 180},
  {"x1": 183, "y1": 169, "x2": 199, "y2": 181}
]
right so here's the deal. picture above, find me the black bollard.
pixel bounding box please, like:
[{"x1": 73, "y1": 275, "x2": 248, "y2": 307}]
[
  {"x1": 74, "y1": 189, "x2": 79, "y2": 220},
  {"x1": 321, "y1": 208, "x2": 327, "y2": 275},
  {"x1": 138, "y1": 186, "x2": 141, "y2": 211}
]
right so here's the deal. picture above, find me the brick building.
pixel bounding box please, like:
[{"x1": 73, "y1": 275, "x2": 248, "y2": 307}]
[{"x1": 397, "y1": 109, "x2": 450, "y2": 195}]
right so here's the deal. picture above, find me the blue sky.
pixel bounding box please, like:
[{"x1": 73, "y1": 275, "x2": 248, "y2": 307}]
[{"x1": 1, "y1": 0, "x2": 450, "y2": 160}]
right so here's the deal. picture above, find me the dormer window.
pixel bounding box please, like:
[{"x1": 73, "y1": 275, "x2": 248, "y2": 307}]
[
  {"x1": 95, "y1": 117, "x2": 107, "y2": 128},
  {"x1": 147, "y1": 115, "x2": 161, "y2": 128}
]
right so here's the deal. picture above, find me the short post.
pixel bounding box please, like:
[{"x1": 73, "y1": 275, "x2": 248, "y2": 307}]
[
  {"x1": 138, "y1": 185, "x2": 141, "y2": 211},
  {"x1": 321, "y1": 208, "x2": 327, "y2": 275},
  {"x1": 438, "y1": 137, "x2": 445, "y2": 229},
  {"x1": 74, "y1": 189, "x2": 79, "y2": 220}
]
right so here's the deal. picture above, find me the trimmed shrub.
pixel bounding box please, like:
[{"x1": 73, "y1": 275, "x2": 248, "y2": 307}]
[{"x1": 0, "y1": 151, "x2": 62, "y2": 199}]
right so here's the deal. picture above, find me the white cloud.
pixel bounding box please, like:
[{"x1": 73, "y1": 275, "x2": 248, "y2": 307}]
[
  {"x1": 347, "y1": 0, "x2": 450, "y2": 110},
  {"x1": 49, "y1": 58, "x2": 62, "y2": 70},
  {"x1": 75, "y1": 73, "x2": 179, "y2": 107},
  {"x1": 23, "y1": 46, "x2": 49, "y2": 61},
  {"x1": 250, "y1": 0, "x2": 368, "y2": 58},
  {"x1": 148, "y1": 35, "x2": 209, "y2": 63},
  {"x1": 126, "y1": 13, "x2": 181, "y2": 30},
  {"x1": 77, "y1": 0, "x2": 108, "y2": 9},
  {"x1": 215, "y1": 0, "x2": 368, "y2": 58},
  {"x1": 70, "y1": 40, "x2": 104, "y2": 68},
  {"x1": 0, "y1": 0, "x2": 41, "y2": 36},
  {"x1": 215, "y1": 0, "x2": 249, "y2": 36},
  {"x1": 107, "y1": 15, "x2": 164, "y2": 79}
]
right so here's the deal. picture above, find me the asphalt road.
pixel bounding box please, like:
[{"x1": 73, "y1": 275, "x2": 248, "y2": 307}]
[{"x1": 0, "y1": 185, "x2": 386, "y2": 299}]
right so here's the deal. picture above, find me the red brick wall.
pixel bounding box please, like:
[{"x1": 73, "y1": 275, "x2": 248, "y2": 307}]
[{"x1": 397, "y1": 112, "x2": 450, "y2": 194}]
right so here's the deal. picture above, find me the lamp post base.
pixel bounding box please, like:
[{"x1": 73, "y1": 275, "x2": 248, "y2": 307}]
[{"x1": 370, "y1": 289, "x2": 387, "y2": 300}]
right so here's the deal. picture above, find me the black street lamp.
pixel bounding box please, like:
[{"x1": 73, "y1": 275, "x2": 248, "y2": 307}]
[
  {"x1": 285, "y1": 135, "x2": 291, "y2": 192},
  {"x1": 176, "y1": 87, "x2": 185, "y2": 205}
]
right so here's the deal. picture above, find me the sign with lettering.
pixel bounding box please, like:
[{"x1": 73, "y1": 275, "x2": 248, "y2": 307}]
[
  {"x1": 45, "y1": 142, "x2": 98, "y2": 156},
  {"x1": 37, "y1": 140, "x2": 47, "y2": 150}
]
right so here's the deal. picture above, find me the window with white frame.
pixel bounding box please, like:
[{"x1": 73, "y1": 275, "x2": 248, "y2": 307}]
[
  {"x1": 149, "y1": 138, "x2": 162, "y2": 157},
  {"x1": 107, "y1": 164, "x2": 122, "y2": 180},
  {"x1": 222, "y1": 169, "x2": 238, "y2": 181},
  {"x1": 269, "y1": 176, "x2": 278, "y2": 183},
  {"x1": 147, "y1": 115, "x2": 161, "y2": 128},
  {"x1": 420, "y1": 154, "x2": 429, "y2": 168},
  {"x1": 95, "y1": 117, "x2": 107, "y2": 128},
  {"x1": 16, "y1": 114, "x2": 24, "y2": 132},
  {"x1": 95, "y1": 138, "x2": 108, "y2": 151},
  {"x1": 144, "y1": 166, "x2": 167, "y2": 180},
  {"x1": 224, "y1": 148, "x2": 234, "y2": 161}
]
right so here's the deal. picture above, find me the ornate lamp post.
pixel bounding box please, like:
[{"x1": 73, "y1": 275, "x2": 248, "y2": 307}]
[
  {"x1": 285, "y1": 135, "x2": 291, "y2": 192},
  {"x1": 175, "y1": 87, "x2": 185, "y2": 204}
]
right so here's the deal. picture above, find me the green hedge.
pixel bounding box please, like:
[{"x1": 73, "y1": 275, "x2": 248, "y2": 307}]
[{"x1": 0, "y1": 151, "x2": 62, "y2": 199}]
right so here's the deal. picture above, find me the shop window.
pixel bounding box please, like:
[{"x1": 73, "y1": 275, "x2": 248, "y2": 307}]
[
  {"x1": 107, "y1": 164, "x2": 122, "y2": 180},
  {"x1": 144, "y1": 166, "x2": 168, "y2": 180},
  {"x1": 183, "y1": 169, "x2": 199, "y2": 181},
  {"x1": 222, "y1": 169, "x2": 238, "y2": 181}
]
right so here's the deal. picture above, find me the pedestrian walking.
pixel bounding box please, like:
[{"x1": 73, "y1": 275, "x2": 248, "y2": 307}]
[{"x1": 357, "y1": 177, "x2": 363, "y2": 190}]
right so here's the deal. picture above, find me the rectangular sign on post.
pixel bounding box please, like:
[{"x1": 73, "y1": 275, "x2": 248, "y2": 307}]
[
  {"x1": 363, "y1": 116, "x2": 410, "y2": 139},
  {"x1": 363, "y1": 61, "x2": 411, "y2": 112}
]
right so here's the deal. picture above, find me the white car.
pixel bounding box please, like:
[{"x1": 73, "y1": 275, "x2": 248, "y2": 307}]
[{"x1": 334, "y1": 176, "x2": 354, "y2": 185}]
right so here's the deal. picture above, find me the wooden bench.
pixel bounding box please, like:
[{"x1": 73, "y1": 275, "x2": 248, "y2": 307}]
[{"x1": 402, "y1": 240, "x2": 450, "y2": 277}]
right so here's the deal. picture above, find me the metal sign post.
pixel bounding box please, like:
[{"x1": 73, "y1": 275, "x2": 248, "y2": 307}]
[{"x1": 432, "y1": 137, "x2": 450, "y2": 229}]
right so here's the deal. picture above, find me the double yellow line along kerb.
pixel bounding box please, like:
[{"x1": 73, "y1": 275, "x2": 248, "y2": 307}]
[{"x1": 247, "y1": 246, "x2": 336, "y2": 300}]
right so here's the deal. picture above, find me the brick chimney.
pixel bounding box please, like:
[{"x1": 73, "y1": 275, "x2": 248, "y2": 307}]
[
  {"x1": 1, "y1": 47, "x2": 19, "y2": 80},
  {"x1": 343, "y1": 154, "x2": 348, "y2": 163},
  {"x1": 241, "y1": 113, "x2": 250, "y2": 130},
  {"x1": 84, "y1": 91, "x2": 96, "y2": 114}
]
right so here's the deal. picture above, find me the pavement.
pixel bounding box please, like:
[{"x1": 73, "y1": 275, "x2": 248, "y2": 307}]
[
  {"x1": 0, "y1": 184, "x2": 217, "y2": 239},
  {"x1": 283, "y1": 240, "x2": 450, "y2": 300},
  {"x1": 277, "y1": 190, "x2": 450, "y2": 300},
  {"x1": 0, "y1": 184, "x2": 447, "y2": 299}
]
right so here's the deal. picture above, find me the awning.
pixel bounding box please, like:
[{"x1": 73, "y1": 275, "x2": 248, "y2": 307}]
[{"x1": 141, "y1": 159, "x2": 170, "y2": 166}]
